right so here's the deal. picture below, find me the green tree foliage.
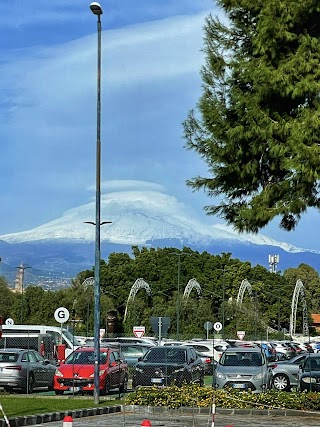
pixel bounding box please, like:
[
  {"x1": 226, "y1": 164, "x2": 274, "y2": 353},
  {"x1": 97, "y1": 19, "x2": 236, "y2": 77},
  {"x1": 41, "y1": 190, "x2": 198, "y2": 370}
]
[
  {"x1": 0, "y1": 276, "x2": 14, "y2": 319},
  {"x1": 183, "y1": 0, "x2": 320, "y2": 233},
  {"x1": 2, "y1": 249, "x2": 319, "y2": 339}
]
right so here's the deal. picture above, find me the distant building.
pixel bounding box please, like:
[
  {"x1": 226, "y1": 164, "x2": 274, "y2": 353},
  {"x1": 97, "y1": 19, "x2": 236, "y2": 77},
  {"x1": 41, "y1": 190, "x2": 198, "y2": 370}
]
[{"x1": 311, "y1": 314, "x2": 320, "y2": 332}]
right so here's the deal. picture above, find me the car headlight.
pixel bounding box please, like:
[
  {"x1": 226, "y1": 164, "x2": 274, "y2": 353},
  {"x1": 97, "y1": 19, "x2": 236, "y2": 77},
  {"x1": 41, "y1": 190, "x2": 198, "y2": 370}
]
[
  {"x1": 55, "y1": 369, "x2": 63, "y2": 377},
  {"x1": 89, "y1": 369, "x2": 106, "y2": 378},
  {"x1": 173, "y1": 368, "x2": 184, "y2": 374},
  {"x1": 253, "y1": 372, "x2": 264, "y2": 380},
  {"x1": 216, "y1": 372, "x2": 226, "y2": 380},
  {"x1": 302, "y1": 376, "x2": 317, "y2": 383},
  {"x1": 135, "y1": 367, "x2": 144, "y2": 373}
]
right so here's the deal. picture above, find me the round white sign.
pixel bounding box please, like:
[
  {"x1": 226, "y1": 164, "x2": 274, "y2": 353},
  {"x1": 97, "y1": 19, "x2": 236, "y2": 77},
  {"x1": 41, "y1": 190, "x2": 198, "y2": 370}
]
[
  {"x1": 54, "y1": 307, "x2": 70, "y2": 324},
  {"x1": 5, "y1": 318, "x2": 14, "y2": 325},
  {"x1": 213, "y1": 321, "x2": 222, "y2": 332}
]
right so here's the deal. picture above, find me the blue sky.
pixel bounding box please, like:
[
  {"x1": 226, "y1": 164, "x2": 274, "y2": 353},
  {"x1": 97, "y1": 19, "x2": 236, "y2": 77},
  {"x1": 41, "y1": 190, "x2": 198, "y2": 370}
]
[{"x1": 0, "y1": 0, "x2": 319, "y2": 252}]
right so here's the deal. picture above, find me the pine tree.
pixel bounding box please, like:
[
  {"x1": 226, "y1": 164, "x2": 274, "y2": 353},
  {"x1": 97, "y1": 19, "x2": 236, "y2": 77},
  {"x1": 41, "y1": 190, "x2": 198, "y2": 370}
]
[{"x1": 184, "y1": 0, "x2": 320, "y2": 232}]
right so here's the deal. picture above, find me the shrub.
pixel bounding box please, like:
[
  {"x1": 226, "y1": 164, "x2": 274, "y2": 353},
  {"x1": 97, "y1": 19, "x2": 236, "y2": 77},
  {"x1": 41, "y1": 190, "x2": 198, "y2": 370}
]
[{"x1": 126, "y1": 385, "x2": 320, "y2": 411}]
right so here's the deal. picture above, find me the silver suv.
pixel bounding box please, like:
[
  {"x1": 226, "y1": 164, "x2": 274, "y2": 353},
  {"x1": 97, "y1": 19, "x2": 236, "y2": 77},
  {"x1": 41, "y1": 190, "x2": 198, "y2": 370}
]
[{"x1": 213, "y1": 347, "x2": 272, "y2": 392}]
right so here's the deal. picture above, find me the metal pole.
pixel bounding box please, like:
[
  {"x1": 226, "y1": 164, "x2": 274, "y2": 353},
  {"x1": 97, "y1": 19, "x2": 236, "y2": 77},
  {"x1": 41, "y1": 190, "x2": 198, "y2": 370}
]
[
  {"x1": 222, "y1": 270, "x2": 225, "y2": 339},
  {"x1": 177, "y1": 256, "x2": 181, "y2": 340},
  {"x1": 93, "y1": 11, "x2": 102, "y2": 405}
]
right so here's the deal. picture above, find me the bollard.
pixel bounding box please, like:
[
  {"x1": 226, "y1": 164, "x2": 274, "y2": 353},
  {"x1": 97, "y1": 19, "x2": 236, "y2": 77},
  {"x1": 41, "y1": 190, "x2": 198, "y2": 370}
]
[
  {"x1": 141, "y1": 420, "x2": 152, "y2": 427},
  {"x1": 63, "y1": 415, "x2": 73, "y2": 427}
]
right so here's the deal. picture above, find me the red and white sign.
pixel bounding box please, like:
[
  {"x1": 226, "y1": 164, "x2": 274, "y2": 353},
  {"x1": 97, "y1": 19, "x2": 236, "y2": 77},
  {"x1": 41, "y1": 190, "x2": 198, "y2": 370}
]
[
  {"x1": 133, "y1": 326, "x2": 145, "y2": 338},
  {"x1": 237, "y1": 330, "x2": 245, "y2": 340}
]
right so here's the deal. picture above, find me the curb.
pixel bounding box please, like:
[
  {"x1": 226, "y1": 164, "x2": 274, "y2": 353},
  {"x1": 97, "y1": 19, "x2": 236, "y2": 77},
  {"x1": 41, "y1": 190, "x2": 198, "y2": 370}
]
[
  {"x1": 1, "y1": 405, "x2": 121, "y2": 427},
  {"x1": 125, "y1": 405, "x2": 320, "y2": 418}
]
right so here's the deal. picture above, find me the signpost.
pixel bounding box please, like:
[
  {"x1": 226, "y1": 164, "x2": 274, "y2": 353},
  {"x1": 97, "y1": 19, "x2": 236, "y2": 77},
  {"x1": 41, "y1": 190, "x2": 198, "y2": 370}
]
[
  {"x1": 204, "y1": 321, "x2": 213, "y2": 340},
  {"x1": 133, "y1": 326, "x2": 145, "y2": 338},
  {"x1": 150, "y1": 317, "x2": 171, "y2": 345},
  {"x1": 54, "y1": 307, "x2": 70, "y2": 344},
  {"x1": 237, "y1": 330, "x2": 245, "y2": 340}
]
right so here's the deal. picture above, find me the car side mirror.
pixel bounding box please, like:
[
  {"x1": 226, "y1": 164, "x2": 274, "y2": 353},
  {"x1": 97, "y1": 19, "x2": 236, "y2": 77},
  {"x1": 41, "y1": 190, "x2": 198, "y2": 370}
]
[
  {"x1": 110, "y1": 361, "x2": 117, "y2": 367},
  {"x1": 138, "y1": 357, "x2": 143, "y2": 362}
]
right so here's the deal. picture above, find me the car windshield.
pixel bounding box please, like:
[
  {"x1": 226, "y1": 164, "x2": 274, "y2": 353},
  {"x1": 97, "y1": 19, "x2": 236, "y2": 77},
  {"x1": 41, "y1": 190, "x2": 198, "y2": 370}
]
[
  {"x1": 220, "y1": 352, "x2": 263, "y2": 366},
  {"x1": 65, "y1": 351, "x2": 108, "y2": 365},
  {"x1": 0, "y1": 352, "x2": 19, "y2": 363},
  {"x1": 304, "y1": 358, "x2": 320, "y2": 371},
  {"x1": 144, "y1": 348, "x2": 186, "y2": 363},
  {"x1": 62, "y1": 328, "x2": 81, "y2": 346}
]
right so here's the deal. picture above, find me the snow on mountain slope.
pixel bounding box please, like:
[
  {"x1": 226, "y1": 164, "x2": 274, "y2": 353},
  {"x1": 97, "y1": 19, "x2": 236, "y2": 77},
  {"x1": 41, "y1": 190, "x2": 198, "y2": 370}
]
[{"x1": 0, "y1": 189, "x2": 316, "y2": 254}]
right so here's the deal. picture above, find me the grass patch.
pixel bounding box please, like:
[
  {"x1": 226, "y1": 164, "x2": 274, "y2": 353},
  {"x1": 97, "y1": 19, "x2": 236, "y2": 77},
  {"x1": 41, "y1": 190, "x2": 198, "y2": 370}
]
[{"x1": 0, "y1": 395, "x2": 121, "y2": 418}]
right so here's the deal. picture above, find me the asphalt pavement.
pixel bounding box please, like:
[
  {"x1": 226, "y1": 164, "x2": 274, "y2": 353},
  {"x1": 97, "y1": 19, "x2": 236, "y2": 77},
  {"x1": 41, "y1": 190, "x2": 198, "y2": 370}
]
[{"x1": 30, "y1": 407, "x2": 320, "y2": 427}]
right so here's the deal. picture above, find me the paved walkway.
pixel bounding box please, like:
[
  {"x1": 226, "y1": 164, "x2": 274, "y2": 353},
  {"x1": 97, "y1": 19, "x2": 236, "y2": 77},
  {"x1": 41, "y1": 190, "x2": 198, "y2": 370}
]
[{"x1": 20, "y1": 406, "x2": 320, "y2": 427}]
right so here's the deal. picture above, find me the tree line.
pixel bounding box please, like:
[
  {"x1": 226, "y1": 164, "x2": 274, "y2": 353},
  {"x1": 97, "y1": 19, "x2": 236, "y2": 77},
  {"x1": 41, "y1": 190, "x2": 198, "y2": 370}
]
[{"x1": 1, "y1": 246, "x2": 320, "y2": 340}]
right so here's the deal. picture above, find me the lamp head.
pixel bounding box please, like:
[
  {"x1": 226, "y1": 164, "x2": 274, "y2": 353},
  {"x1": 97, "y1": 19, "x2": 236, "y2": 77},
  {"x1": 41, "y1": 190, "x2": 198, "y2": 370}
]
[{"x1": 90, "y1": 2, "x2": 103, "y2": 15}]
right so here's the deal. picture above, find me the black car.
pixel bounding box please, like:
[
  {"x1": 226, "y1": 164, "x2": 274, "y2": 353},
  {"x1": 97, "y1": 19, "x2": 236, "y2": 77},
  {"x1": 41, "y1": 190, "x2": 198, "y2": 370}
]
[
  {"x1": 106, "y1": 342, "x2": 153, "y2": 367},
  {"x1": 132, "y1": 345, "x2": 204, "y2": 388},
  {"x1": 298, "y1": 354, "x2": 320, "y2": 392}
]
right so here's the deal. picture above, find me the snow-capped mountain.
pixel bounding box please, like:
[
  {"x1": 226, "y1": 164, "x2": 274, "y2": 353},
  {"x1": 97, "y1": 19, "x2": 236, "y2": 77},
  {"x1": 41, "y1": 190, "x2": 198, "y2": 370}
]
[
  {"x1": 0, "y1": 188, "x2": 319, "y2": 285},
  {"x1": 0, "y1": 189, "x2": 309, "y2": 251}
]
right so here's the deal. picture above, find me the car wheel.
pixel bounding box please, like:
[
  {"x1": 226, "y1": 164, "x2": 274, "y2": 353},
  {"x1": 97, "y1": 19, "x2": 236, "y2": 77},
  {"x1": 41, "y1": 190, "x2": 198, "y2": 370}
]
[
  {"x1": 23, "y1": 374, "x2": 35, "y2": 394},
  {"x1": 55, "y1": 390, "x2": 64, "y2": 395},
  {"x1": 119, "y1": 375, "x2": 128, "y2": 393},
  {"x1": 199, "y1": 375, "x2": 204, "y2": 387},
  {"x1": 104, "y1": 377, "x2": 110, "y2": 395},
  {"x1": 3, "y1": 386, "x2": 12, "y2": 393},
  {"x1": 273, "y1": 374, "x2": 290, "y2": 392}
]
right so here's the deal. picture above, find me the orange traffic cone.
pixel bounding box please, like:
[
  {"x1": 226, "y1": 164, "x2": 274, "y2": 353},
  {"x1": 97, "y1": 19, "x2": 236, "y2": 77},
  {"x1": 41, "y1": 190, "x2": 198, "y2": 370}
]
[{"x1": 141, "y1": 420, "x2": 152, "y2": 427}]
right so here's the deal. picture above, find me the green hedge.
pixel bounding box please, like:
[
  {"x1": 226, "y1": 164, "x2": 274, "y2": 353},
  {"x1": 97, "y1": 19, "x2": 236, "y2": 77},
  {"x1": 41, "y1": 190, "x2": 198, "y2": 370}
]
[{"x1": 126, "y1": 385, "x2": 320, "y2": 411}]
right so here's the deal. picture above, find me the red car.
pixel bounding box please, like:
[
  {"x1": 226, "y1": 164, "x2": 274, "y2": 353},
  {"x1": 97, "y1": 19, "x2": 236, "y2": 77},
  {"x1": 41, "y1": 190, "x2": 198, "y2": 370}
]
[{"x1": 53, "y1": 346, "x2": 128, "y2": 395}]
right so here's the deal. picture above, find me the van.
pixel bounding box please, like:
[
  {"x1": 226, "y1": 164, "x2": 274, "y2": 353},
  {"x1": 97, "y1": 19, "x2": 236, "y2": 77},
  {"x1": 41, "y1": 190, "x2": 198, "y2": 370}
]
[
  {"x1": 213, "y1": 346, "x2": 273, "y2": 392},
  {"x1": 2, "y1": 325, "x2": 80, "y2": 358}
]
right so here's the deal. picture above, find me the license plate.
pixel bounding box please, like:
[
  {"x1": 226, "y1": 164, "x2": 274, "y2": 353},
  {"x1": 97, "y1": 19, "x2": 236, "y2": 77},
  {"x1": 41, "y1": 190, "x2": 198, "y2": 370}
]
[
  {"x1": 232, "y1": 383, "x2": 246, "y2": 389},
  {"x1": 69, "y1": 387, "x2": 81, "y2": 392},
  {"x1": 151, "y1": 378, "x2": 163, "y2": 384}
]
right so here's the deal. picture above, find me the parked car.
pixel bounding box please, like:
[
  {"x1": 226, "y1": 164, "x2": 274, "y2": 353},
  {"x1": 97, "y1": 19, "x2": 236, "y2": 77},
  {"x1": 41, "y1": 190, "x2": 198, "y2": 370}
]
[
  {"x1": 271, "y1": 353, "x2": 308, "y2": 391},
  {"x1": 53, "y1": 346, "x2": 128, "y2": 395},
  {"x1": 309, "y1": 342, "x2": 320, "y2": 353},
  {"x1": 298, "y1": 354, "x2": 320, "y2": 392},
  {"x1": 255, "y1": 342, "x2": 277, "y2": 362},
  {"x1": 270, "y1": 341, "x2": 296, "y2": 359},
  {"x1": 132, "y1": 345, "x2": 204, "y2": 388},
  {"x1": 0, "y1": 348, "x2": 56, "y2": 393},
  {"x1": 194, "y1": 350, "x2": 214, "y2": 375},
  {"x1": 107, "y1": 343, "x2": 153, "y2": 367},
  {"x1": 213, "y1": 347, "x2": 273, "y2": 393}
]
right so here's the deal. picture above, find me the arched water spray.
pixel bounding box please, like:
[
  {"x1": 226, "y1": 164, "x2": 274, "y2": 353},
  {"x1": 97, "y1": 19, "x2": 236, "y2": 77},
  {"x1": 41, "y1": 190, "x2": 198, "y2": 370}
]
[
  {"x1": 123, "y1": 278, "x2": 152, "y2": 321},
  {"x1": 183, "y1": 278, "x2": 202, "y2": 301},
  {"x1": 289, "y1": 279, "x2": 309, "y2": 337}
]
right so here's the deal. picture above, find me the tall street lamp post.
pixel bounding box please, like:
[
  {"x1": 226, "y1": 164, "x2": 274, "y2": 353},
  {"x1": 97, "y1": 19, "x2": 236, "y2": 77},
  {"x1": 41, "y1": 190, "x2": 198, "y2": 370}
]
[
  {"x1": 90, "y1": 1, "x2": 103, "y2": 405},
  {"x1": 170, "y1": 252, "x2": 191, "y2": 340}
]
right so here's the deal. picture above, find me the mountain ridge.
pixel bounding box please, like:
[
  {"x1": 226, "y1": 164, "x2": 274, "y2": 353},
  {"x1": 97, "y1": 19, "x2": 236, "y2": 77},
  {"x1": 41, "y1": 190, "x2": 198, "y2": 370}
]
[{"x1": 0, "y1": 188, "x2": 319, "y2": 285}]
